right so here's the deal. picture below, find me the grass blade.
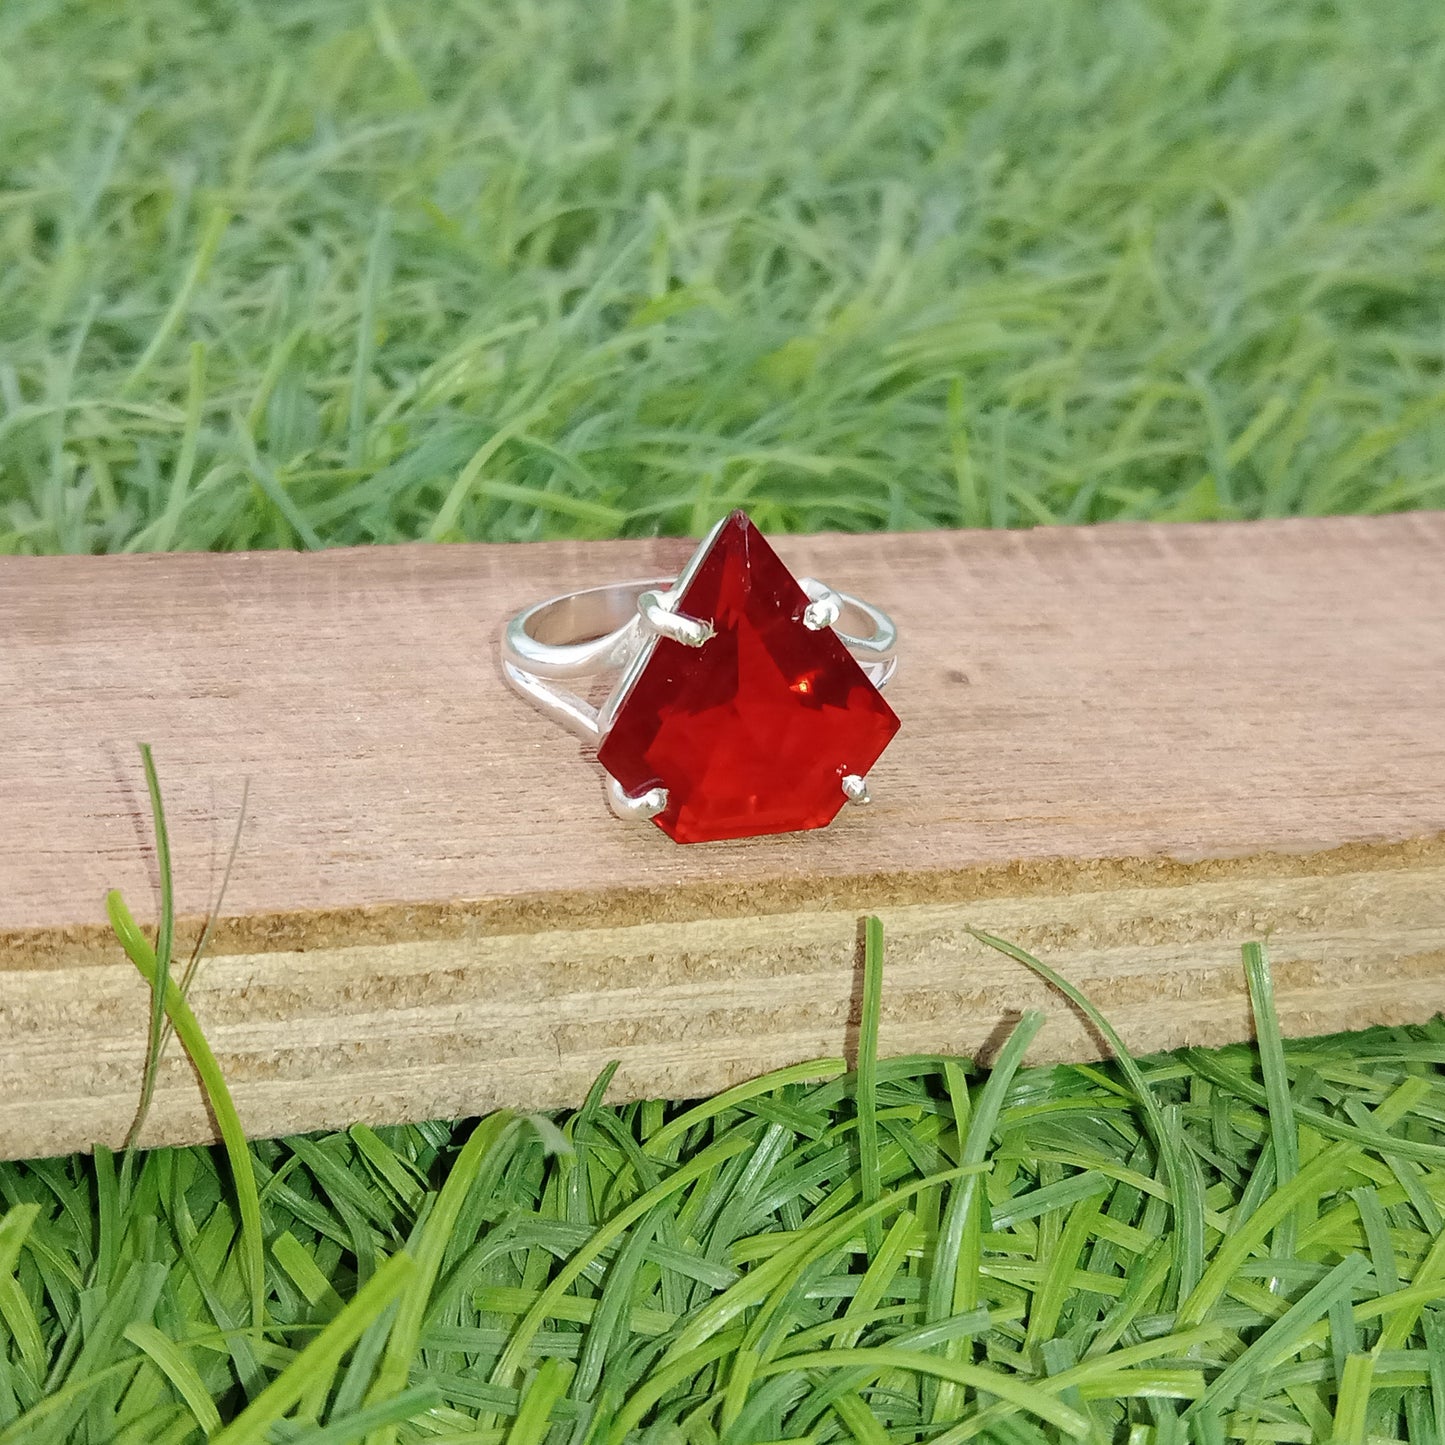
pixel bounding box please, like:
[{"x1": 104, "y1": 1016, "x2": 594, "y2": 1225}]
[
  {"x1": 1242, "y1": 941, "x2": 1300, "y2": 1269},
  {"x1": 124, "y1": 742, "x2": 175, "y2": 1156},
  {"x1": 122, "y1": 1321, "x2": 224, "y2": 1437},
  {"x1": 107, "y1": 889, "x2": 266, "y2": 1337},
  {"x1": 969, "y1": 927, "x2": 1206, "y2": 1306},
  {"x1": 210, "y1": 1252, "x2": 415, "y2": 1445},
  {"x1": 856, "y1": 917, "x2": 885, "y2": 1255}
]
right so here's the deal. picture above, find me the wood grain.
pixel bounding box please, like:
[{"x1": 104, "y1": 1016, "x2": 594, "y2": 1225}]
[{"x1": 2, "y1": 513, "x2": 1443, "y2": 1158}]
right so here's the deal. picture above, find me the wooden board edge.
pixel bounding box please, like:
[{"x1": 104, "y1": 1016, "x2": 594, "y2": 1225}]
[{"x1": 4, "y1": 848, "x2": 1443, "y2": 1158}]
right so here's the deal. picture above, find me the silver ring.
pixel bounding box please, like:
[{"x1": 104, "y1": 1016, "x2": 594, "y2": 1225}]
[{"x1": 500, "y1": 511, "x2": 901, "y2": 843}]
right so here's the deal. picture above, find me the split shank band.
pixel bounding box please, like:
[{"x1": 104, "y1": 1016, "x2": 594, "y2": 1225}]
[{"x1": 502, "y1": 577, "x2": 898, "y2": 743}]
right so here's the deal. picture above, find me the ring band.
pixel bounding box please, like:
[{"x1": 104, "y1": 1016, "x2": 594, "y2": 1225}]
[
  {"x1": 502, "y1": 578, "x2": 898, "y2": 740},
  {"x1": 500, "y1": 511, "x2": 901, "y2": 844}
]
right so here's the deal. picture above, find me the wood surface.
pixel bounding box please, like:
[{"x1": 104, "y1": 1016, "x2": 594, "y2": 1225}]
[{"x1": 2, "y1": 513, "x2": 1444, "y2": 1159}]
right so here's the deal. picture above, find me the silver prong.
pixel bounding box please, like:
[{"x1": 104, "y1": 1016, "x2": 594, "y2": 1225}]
[
  {"x1": 842, "y1": 773, "x2": 871, "y2": 806},
  {"x1": 607, "y1": 775, "x2": 669, "y2": 822},
  {"x1": 799, "y1": 577, "x2": 844, "y2": 631},
  {"x1": 638, "y1": 589, "x2": 715, "y2": 647}
]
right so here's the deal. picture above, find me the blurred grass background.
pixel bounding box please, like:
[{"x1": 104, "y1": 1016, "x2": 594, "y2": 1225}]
[
  {"x1": 2, "y1": 0, "x2": 1444, "y2": 552},
  {"x1": 4, "y1": 1, "x2": 1445, "y2": 1441}
]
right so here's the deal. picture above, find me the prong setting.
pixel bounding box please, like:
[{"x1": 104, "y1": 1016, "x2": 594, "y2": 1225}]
[
  {"x1": 607, "y1": 775, "x2": 669, "y2": 822},
  {"x1": 503, "y1": 511, "x2": 899, "y2": 841},
  {"x1": 799, "y1": 576, "x2": 844, "y2": 632},
  {"x1": 638, "y1": 589, "x2": 715, "y2": 647}
]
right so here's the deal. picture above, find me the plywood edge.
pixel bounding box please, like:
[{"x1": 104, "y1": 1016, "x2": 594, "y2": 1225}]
[
  {"x1": 5, "y1": 831, "x2": 1444, "y2": 971},
  {"x1": 5, "y1": 847, "x2": 1444, "y2": 1158}
]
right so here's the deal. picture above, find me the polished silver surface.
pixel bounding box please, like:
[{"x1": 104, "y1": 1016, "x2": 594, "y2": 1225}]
[
  {"x1": 637, "y1": 588, "x2": 715, "y2": 647},
  {"x1": 502, "y1": 580, "x2": 659, "y2": 682},
  {"x1": 501, "y1": 580, "x2": 896, "y2": 745},
  {"x1": 500, "y1": 522, "x2": 898, "y2": 821},
  {"x1": 799, "y1": 576, "x2": 844, "y2": 632},
  {"x1": 607, "y1": 776, "x2": 668, "y2": 821}
]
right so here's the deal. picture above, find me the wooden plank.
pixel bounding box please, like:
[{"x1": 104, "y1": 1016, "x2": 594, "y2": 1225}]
[{"x1": 2, "y1": 513, "x2": 1443, "y2": 1159}]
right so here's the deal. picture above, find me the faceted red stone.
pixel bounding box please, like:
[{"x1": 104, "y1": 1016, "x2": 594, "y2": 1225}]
[{"x1": 597, "y1": 511, "x2": 900, "y2": 844}]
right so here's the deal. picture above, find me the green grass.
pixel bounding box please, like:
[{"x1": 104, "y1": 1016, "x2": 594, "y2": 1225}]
[
  {"x1": 10, "y1": 895, "x2": 1445, "y2": 1442},
  {"x1": 2, "y1": 0, "x2": 1444, "y2": 549},
  {"x1": 4, "y1": 0, "x2": 1445, "y2": 1439}
]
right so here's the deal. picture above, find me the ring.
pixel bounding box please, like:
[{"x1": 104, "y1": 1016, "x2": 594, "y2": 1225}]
[{"x1": 501, "y1": 510, "x2": 900, "y2": 844}]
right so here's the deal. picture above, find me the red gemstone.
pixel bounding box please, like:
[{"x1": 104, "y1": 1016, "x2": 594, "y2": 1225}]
[{"x1": 597, "y1": 512, "x2": 900, "y2": 844}]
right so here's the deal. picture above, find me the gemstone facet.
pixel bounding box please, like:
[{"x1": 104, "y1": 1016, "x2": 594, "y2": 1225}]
[{"x1": 597, "y1": 512, "x2": 900, "y2": 844}]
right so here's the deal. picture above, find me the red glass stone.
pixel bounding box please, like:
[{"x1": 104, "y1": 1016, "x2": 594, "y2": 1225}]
[{"x1": 597, "y1": 511, "x2": 900, "y2": 844}]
